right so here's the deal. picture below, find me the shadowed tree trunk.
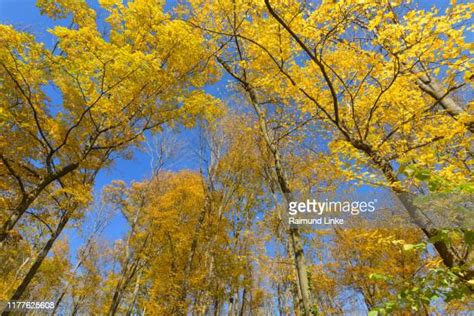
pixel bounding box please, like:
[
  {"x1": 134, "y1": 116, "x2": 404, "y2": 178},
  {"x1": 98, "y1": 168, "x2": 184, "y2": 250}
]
[{"x1": 2, "y1": 209, "x2": 72, "y2": 316}]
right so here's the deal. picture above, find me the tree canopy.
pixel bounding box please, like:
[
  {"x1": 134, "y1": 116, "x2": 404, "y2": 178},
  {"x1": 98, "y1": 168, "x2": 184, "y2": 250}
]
[{"x1": 0, "y1": 0, "x2": 472, "y2": 315}]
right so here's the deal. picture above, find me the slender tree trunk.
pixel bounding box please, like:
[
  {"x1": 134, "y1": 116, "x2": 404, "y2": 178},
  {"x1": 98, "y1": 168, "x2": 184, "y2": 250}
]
[
  {"x1": 53, "y1": 288, "x2": 67, "y2": 315},
  {"x1": 216, "y1": 54, "x2": 314, "y2": 315},
  {"x1": 272, "y1": 189, "x2": 303, "y2": 315},
  {"x1": 239, "y1": 288, "x2": 247, "y2": 316},
  {"x1": 252, "y1": 98, "x2": 313, "y2": 315},
  {"x1": 53, "y1": 216, "x2": 106, "y2": 314},
  {"x1": 228, "y1": 295, "x2": 235, "y2": 316},
  {"x1": 126, "y1": 271, "x2": 141, "y2": 316},
  {"x1": 108, "y1": 249, "x2": 143, "y2": 316},
  {"x1": 213, "y1": 298, "x2": 221, "y2": 316},
  {"x1": 277, "y1": 283, "x2": 285, "y2": 316},
  {"x1": 2, "y1": 211, "x2": 72, "y2": 316},
  {"x1": 108, "y1": 201, "x2": 149, "y2": 316},
  {"x1": 286, "y1": 236, "x2": 303, "y2": 316},
  {"x1": 287, "y1": 227, "x2": 311, "y2": 315},
  {"x1": 108, "y1": 234, "x2": 148, "y2": 316},
  {"x1": 71, "y1": 301, "x2": 81, "y2": 316},
  {"x1": 179, "y1": 193, "x2": 209, "y2": 315},
  {"x1": 53, "y1": 243, "x2": 90, "y2": 314}
]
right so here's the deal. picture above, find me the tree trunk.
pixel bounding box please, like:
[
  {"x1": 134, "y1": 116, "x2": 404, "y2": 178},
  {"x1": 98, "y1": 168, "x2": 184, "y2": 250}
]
[
  {"x1": 351, "y1": 140, "x2": 472, "y2": 279},
  {"x1": 272, "y1": 189, "x2": 303, "y2": 315},
  {"x1": 228, "y1": 295, "x2": 235, "y2": 316},
  {"x1": 108, "y1": 243, "x2": 144, "y2": 316},
  {"x1": 2, "y1": 211, "x2": 72, "y2": 316},
  {"x1": 126, "y1": 271, "x2": 141, "y2": 316},
  {"x1": 239, "y1": 288, "x2": 247, "y2": 316},
  {"x1": 286, "y1": 233, "x2": 303, "y2": 316},
  {"x1": 216, "y1": 54, "x2": 314, "y2": 315},
  {"x1": 252, "y1": 97, "x2": 313, "y2": 316},
  {"x1": 179, "y1": 193, "x2": 209, "y2": 315},
  {"x1": 415, "y1": 72, "x2": 474, "y2": 133}
]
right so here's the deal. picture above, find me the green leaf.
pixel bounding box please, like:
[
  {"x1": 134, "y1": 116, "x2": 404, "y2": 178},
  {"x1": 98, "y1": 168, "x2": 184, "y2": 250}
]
[
  {"x1": 403, "y1": 166, "x2": 415, "y2": 177},
  {"x1": 415, "y1": 169, "x2": 431, "y2": 181},
  {"x1": 428, "y1": 178, "x2": 442, "y2": 191},
  {"x1": 429, "y1": 230, "x2": 450, "y2": 245},
  {"x1": 463, "y1": 230, "x2": 474, "y2": 246},
  {"x1": 459, "y1": 183, "x2": 474, "y2": 193},
  {"x1": 403, "y1": 243, "x2": 426, "y2": 251},
  {"x1": 369, "y1": 273, "x2": 389, "y2": 281}
]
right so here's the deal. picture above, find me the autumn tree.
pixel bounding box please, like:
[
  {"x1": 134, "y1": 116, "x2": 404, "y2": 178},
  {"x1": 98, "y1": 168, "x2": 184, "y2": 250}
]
[
  {"x1": 0, "y1": 0, "x2": 225, "y2": 311},
  {"x1": 187, "y1": 0, "x2": 473, "y2": 292},
  {"x1": 260, "y1": 0, "x2": 473, "y2": 281}
]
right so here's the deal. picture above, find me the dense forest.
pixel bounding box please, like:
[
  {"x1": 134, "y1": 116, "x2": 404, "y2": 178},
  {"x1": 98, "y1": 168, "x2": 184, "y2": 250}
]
[{"x1": 0, "y1": 0, "x2": 473, "y2": 315}]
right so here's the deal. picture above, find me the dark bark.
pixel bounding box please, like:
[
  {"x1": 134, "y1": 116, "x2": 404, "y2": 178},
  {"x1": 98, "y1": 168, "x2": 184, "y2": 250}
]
[{"x1": 2, "y1": 211, "x2": 72, "y2": 316}]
